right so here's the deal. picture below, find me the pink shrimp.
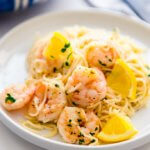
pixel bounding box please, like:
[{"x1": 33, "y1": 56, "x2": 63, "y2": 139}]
[
  {"x1": 65, "y1": 66, "x2": 107, "y2": 108},
  {"x1": 57, "y1": 107, "x2": 100, "y2": 145},
  {"x1": 0, "y1": 84, "x2": 35, "y2": 111}
]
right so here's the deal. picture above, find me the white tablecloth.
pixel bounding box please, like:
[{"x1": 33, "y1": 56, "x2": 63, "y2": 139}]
[{"x1": 0, "y1": 0, "x2": 149, "y2": 149}]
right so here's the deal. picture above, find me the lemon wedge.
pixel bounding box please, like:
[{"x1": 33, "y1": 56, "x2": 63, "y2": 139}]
[
  {"x1": 107, "y1": 59, "x2": 137, "y2": 100},
  {"x1": 97, "y1": 113, "x2": 138, "y2": 143},
  {"x1": 43, "y1": 32, "x2": 73, "y2": 61}
]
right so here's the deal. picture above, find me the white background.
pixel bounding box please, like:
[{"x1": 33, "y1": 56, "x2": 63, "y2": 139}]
[{"x1": 0, "y1": 0, "x2": 150, "y2": 149}]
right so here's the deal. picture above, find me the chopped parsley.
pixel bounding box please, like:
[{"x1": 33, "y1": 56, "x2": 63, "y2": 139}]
[
  {"x1": 105, "y1": 55, "x2": 112, "y2": 62},
  {"x1": 98, "y1": 60, "x2": 106, "y2": 66},
  {"x1": 61, "y1": 43, "x2": 70, "y2": 53},
  {"x1": 148, "y1": 74, "x2": 150, "y2": 77},
  {"x1": 5, "y1": 93, "x2": 16, "y2": 103},
  {"x1": 90, "y1": 139, "x2": 96, "y2": 143},
  {"x1": 65, "y1": 61, "x2": 70, "y2": 66},
  {"x1": 77, "y1": 119, "x2": 82, "y2": 123},
  {"x1": 53, "y1": 67, "x2": 57, "y2": 73},
  {"x1": 79, "y1": 139, "x2": 85, "y2": 145},
  {"x1": 50, "y1": 55, "x2": 54, "y2": 59},
  {"x1": 108, "y1": 58, "x2": 112, "y2": 62},
  {"x1": 55, "y1": 84, "x2": 59, "y2": 88},
  {"x1": 61, "y1": 48, "x2": 66, "y2": 53},
  {"x1": 90, "y1": 132, "x2": 95, "y2": 136},
  {"x1": 67, "y1": 124, "x2": 72, "y2": 127},
  {"x1": 67, "y1": 52, "x2": 72, "y2": 60},
  {"x1": 78, "y1": 132, "x2": 84, "y2": 137},
  {"x1": 95, "y1": 127, "x2": 98, "y2": 131},
  {"x1": 69, "y1": 119, "x2": 72, "y2": 122},
  {"x1": 72, "y1": 102, "x2": 77, "y2": 106}
]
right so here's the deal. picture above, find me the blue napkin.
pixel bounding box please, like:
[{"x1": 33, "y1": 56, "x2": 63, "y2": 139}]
[
  {"x1": 0, "y1": 0, "x2": 45, "y2": 12},
  {"x1": 86, "y1": 0, "x2": 150, "y2": 23},
  {"x1": 124, "y1": 0, "x2": 150, "y2": 22}
]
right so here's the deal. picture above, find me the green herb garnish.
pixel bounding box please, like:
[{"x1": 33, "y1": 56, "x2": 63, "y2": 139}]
[
  {"x1": 79, "y1": 139, "x2": 85, "y2": 145},
  {"x1": 90, "y1": 139, "x2": 96, "y2": 143},
  {"x1": 78, "y1": 132, "x2": 84, "y2": 137},
  {"x1": 67, "y1": 124, "x2": 72, "y2": 127},
  {"x1": 98, "y1": 60, "x2": 106, "y2": 66},
  {"x1": 65, "y1": 61, "x2": 70, "y2": 66},
  {"x1": 53, "y1": 67, "x2": 57, "y2": 73},
  {"x1": 55, "y1": 84, "x2": 59, "y2": 88},
  {"x1": 90, "y1": 132, "x2": 95, "y2": 136},
  {"x1": 5, "y1": 93, "x2": 16, "y2": 103},
  {"x1": 108, "y1": 58, "x2": 112, "y2": 62},
  {"x1": 148, "y1": 74, "x2": 150, "y2": 77},
  {"x1": 105, "y1": 55, "x2": 112, "y2": 62},
  {"x1": 95, "y1": 127, "x2": 98, "y2": 131},
  {"x1": 77, "y1": 119, "x2": 82, "y2": 123},
  {"x1": 72, "y1": 102, "x2": 77, "y2": 106},
  {"x1": 50, "y1": 55, "x2": 54, "y2": 59},
  {"x1": 61, "y1": 43, "x2": 70, "y2": 53},
  {"x1": 67, "y1": 52, "x2": 72, "y2": 60}
]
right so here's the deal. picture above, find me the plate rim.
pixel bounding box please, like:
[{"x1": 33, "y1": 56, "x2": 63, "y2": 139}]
[{"x1": 0, "y1": 9, "x2": 150, "y2": 150}]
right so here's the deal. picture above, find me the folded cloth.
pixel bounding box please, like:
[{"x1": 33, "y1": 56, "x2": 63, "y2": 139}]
[
  {"x1": 124, "y1": 0, "x2": 150, "y2": 22},
  {"x1": 0, "y1": 0, "x2": 46, "y2": 12},
  {"x1": 86, "y1": 0, "x2": 150, "y2": 22},
  {"x1": 86, "y1": 0, "x2": 136, "y2": 16}
]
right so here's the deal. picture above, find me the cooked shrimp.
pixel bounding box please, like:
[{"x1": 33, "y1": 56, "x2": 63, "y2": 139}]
[
  {"x1": 28, "y1": 81, "x2": 47, "y2": 117},
  {"x1": 57, "y1": 107, "x2": 100, "y2": 145},
  {"x1": 28, "y1": 78, "x2": 67, "y2": 123},
  {"x1": 27, "y1": 33, "x2": 74, "y2": 79},
  {"x1": 0, "y1": 84, "x2": 35, "y2": 111},
  {"x1": 65, "y1": 66, "x2": 106, "y2": 108},
  {"x1": 27, "y1": 37, "x2": 63, "y2": 79},
  {"x1": 86, "y1": 42, "x2": 118, "y2": 70}
]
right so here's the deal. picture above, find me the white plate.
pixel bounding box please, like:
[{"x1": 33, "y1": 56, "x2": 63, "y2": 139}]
[{"x1": 0, "y1": 10, "x2": 150, "y2": 150}]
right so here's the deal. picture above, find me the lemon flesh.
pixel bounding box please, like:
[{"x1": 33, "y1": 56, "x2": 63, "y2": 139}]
[
  {"x1": 107, "y1": 59, "x2": 137, "y2": 100},
  {"x1": 43, "y1": 32, "x2": 73, "y2": 61},
  {"x1": 97, "y1": 113, "x2": 138, "y2": 143}
]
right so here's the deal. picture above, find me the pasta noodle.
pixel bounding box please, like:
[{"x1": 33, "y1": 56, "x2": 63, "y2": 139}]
[
  {"x1": 25, "y1": 26, "x2": 150, "y2": 140},
  {"x1": 21, "y1": 114, "x2": 57, "y2": 138}
]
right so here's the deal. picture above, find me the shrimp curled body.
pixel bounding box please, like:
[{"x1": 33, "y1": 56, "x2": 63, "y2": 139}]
[
  {"x1": 0, "y1": 84, "x2": 35, "y2": 111},
  {"x1": 57, "y1": 107, "x2": 100, "y2": 145},
  {"x1": 86, "y1": 43, "x2": 118, "y2": 70},
  {"x1": 65, "y1": 66, "x2": 107, "y2": 108},
  {"x1": 28, "y1": 78, "x2": 67, "y2": 123}
]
